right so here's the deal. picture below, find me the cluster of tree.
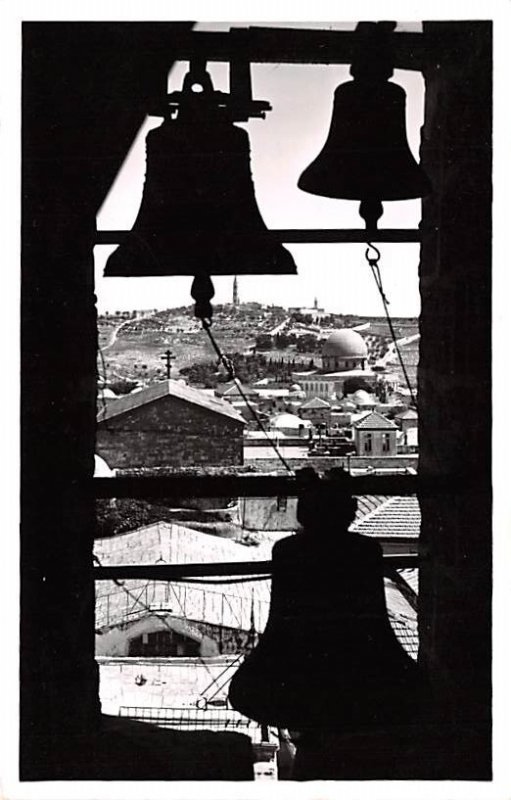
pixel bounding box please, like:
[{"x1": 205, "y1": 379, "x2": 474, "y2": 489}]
[
  {"x1": 290, "y1": 311, "x2": 368, "y2": 328},
  {"x1": 96, "y1": 499, "x2": 251, "y2": 542},
  {"x1": 342, "y1": 377, "x2": 373, "y2": 396},
  {"x1": 255, "y1": 331, "x2": 322, "y2": 352},
  {"x1": 265, "y1": 356, "x2": 316, "y2": 378},
  {"x1": 180, "y1": 353, "x2": 317, "y2": 388},
  {"x1": 106, "y1": 380, "x2": 138, "y2": 395}
]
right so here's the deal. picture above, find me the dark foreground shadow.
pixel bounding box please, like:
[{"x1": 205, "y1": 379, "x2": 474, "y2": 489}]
[{"x1": 23, "y1": 714, "x2": 254, "y2": 781}]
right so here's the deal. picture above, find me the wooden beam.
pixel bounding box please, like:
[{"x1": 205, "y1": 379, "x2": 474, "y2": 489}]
[
  {"x1": 96, "y1": 229, "x2": 422, "y2": 246},
  {"x1": 91, "y1": 473, "x2": 474, "y2": 499},
  {"x1": 148, "y1": 27, "x2": 428, "y2": 71},
  {"x1": 93, "y1": 553, "x2": 419, "y2": 581},
  {"x1": 92, "y1": 474, "x2": 421, "y2": 498}
]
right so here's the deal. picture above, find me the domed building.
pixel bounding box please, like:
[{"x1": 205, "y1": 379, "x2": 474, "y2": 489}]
[
  {"x1": 269, "y1": 412, "x2": 312, "y2": 437},
  {"x1": 350, "y1": 389, "x2": 377, "y2": 411},
  {"x1": 292, "y1": 328, "x2": 377, "y2": 400},
  {"x1": 321, "y1": 329, "x2": 368, "y2": 372}
]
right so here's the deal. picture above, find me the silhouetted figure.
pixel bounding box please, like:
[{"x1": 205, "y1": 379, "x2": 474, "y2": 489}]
[{"x1": 228, "y1": 468, "x2": 427, "y2": 779}]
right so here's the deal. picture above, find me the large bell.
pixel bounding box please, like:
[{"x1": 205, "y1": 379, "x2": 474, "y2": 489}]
[
  {"x1": 229, "y1": 468, "x2": 428, "y2": 730},
  {"x1": 105, "y1": 72, "x2": 296, "y2": 278},
  {"x1": 298, "y1": 78, "x2": 431, "y2": 204}
]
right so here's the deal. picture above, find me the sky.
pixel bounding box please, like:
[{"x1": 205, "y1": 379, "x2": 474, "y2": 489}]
[{"x1": 95, "y1": 21, "x2": 425, "y2": 317}]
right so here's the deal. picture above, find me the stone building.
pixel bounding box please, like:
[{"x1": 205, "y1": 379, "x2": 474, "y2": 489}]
[
  {"x1": 94, "y1": 522, "x2": 272, "y2": 657},
  {"x1": 298, "y1": 396, "x2": 332, "y2": 426},
  {"x1": 353, "y1": 411, "x2": 398, "y2": 457},
  {"x1": 269, "y1": 412, "x2": 312, "y2": 437},
  {"x1": 96, "y1": 379, "x2": 245, "y2": 468},
  {"x1": 395, "y1": 408, "x2": 419, "y2": 434}
]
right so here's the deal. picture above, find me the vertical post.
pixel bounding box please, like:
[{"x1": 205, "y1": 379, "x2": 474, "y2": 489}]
[{"x1": 418, "y1": 21, "x2": 492, "y2": 778}]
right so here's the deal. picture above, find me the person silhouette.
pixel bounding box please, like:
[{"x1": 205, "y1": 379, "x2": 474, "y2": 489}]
[{"x1": 228, "y1": 467, "x2": 428, "y2": 779}]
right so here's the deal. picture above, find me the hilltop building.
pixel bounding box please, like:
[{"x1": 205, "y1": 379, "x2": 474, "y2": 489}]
[
  {"x1": 289, "y1": 296, "x2": 328, "y2": 322},
  {"x1": 96, "y1": 379, "x2": 245, "y2": 469}
]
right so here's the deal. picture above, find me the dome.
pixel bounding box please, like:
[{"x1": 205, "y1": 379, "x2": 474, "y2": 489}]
[
  {"x1": 351, "y1": 389, "x2": 376, "y2": 406},
  {"x1": 270, "y1": 413, "x2": 311, "y2": 430},
  {"x1": 322, "y1": 329, "x2": 368, "y2": 359}
]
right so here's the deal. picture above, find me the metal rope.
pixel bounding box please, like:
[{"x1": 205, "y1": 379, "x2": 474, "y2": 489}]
[
  {"x1": 200, "y1": 318, "x2": 293, "y2": 473},
  {"x1": 365, "y1": 243, "x2": 442, "y2": 470},
  {"x1": 365, "y1": 244, "x2": 418, "y2": 410}
]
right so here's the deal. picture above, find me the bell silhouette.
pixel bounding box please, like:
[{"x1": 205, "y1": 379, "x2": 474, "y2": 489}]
[
  {"x1": 105, "y1": 70, "x2": 296, "y2": 278},
  {"x1": 298, "y1": 78, "x2": 431, "y2": 228},
  {"x1": 229, "y1": 468, "x2": 427, "y2": 730}
]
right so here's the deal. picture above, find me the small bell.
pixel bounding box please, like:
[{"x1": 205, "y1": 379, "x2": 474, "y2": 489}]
[
  {"x1": 298, "y1": 22, "x2": 431, "y2": 229},
  {"x1": 105, "y1": 67, "x2": 296, "y2": 280}
]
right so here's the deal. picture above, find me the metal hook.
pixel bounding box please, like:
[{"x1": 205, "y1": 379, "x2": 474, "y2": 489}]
[{"x1": 365, "y1": 243, "x2": 381, "y2": 264}]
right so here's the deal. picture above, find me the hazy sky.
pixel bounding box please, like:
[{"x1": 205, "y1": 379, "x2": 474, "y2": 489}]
[{"x1": 95, "y1": 21, "x2": 424, "y2": 316}]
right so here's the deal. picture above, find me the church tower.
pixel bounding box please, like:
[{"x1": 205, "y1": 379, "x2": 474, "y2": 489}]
[{"x1": 233, "y1": 275, "x2": 239, "y2": 307}]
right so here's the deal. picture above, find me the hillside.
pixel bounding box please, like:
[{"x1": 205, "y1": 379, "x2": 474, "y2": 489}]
[{"x1": 97, "y1": 306, "x2": 418, "y2": 388}]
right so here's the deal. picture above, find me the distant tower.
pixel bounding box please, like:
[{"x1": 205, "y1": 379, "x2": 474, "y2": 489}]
[
  {"x1": 314, "y1": 296, "x2": 318, "y2": 310},
  {"x1": 233, "y1": 275, "x2": 239, "y2": 307}
]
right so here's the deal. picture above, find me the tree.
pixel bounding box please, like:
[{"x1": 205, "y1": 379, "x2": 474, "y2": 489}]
[
  {"x1": 255, "y1": 333, "x2": 274, "y2": 350},
  {"x1": 108, "y1": 380, "x2": 138, "y2": 395},
  {"x1": 296, "y1": 334, "x2": 318, "y2": 353},
  {"x1": 343, "y1": 377, "x2": 372, "y2": 396}
]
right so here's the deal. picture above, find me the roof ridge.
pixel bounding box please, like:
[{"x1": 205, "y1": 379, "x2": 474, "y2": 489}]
[{"x1": 97, "y1": 379, "x2": 245, "y2": 424}]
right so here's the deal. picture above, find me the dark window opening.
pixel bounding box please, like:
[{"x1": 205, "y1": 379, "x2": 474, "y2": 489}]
[{"x1": 128, "y1": 629, "x2": 201, "y2": 657}]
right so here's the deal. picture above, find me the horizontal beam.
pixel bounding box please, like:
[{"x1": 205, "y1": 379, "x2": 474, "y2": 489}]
[
  {"x1": 91, "y1": 473, "x2": 479, "y2": 499},
  {"x1": 93, "y1": 554, "x2": 419, "y2": 581},
  {"x1": 96, "y1": 229, "x2": 422, "y2": 246},
  {"x1": 93, "y1": 474, "x2": 422, "y2": 498},
  {"x1": 150, "y1": 27, "x2": 428, "y2": 71}
]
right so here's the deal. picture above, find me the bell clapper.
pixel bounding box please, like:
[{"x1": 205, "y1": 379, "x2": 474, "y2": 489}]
[{"x1": 191, "y1": 274, "x2": 215, "y2": 322}]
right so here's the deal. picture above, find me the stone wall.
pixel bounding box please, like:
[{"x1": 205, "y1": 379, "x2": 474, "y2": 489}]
[
  {"x1": 96, "y1": 395, "x2": 244, "y2": 468},
  {"x1": 249, "y1": 455, "x2": 418, "y2": 473},
  {"x1": 97, "y1": 656, "x2": 244, "y2": 714}
]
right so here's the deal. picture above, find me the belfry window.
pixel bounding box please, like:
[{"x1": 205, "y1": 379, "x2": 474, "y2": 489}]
[{"x1": 20, "y1": 19, "x2": 492, "y2": 785}]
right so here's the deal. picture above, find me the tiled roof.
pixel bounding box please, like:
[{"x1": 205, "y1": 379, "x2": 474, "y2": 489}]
[
  {"x1": 300, "y1": 397, "x2": 331, "y2": 409},
  {"x1": 220, "y1": 383, "x2": 256, "y2": 398},
  {"x1": 388, "y1": 614, "x2": 418, "y2": 659},
  {"x1": 97, "y1": 380, "x2": 245, "y2": 425},
  {"x1": 354, "y1": 495, "x2": 389, "y2": 521},
  {"x1": 397, "y1": 568, "x2": 419, "y2": 594},
  {"x1": 353, "y1": 411, "x2": 398, "y2": 430},
  {"x1": 395, "y1": 408, "x2": 418, "y2": 420},
  {"x1": 350, "y1": 496, "x2": 420, "y2": 539}
]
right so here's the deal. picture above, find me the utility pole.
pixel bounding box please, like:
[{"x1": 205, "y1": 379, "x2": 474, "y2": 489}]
[{"x1": 161, "y1": 349, "x2": 174, "y2": 379}]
